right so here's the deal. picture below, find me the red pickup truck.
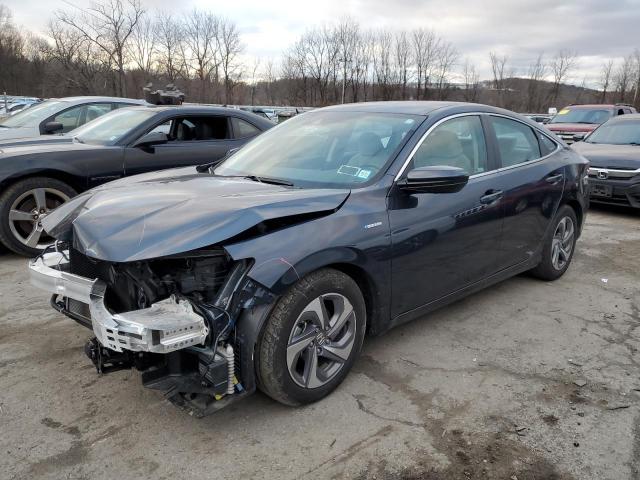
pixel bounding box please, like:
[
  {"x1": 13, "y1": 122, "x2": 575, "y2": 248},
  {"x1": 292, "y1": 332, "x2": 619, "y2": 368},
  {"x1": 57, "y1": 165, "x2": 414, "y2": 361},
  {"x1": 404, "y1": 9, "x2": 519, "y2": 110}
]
[{"x1": 546, "y1": 104, "x2": 637, "y2": 144}]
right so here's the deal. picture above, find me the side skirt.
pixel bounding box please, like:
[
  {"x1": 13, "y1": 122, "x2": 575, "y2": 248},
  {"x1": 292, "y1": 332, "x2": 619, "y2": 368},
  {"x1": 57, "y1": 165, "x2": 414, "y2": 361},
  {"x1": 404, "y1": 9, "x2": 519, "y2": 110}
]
[{"x1": 386, "y1": 255, "x2": 541, "y2": 331}]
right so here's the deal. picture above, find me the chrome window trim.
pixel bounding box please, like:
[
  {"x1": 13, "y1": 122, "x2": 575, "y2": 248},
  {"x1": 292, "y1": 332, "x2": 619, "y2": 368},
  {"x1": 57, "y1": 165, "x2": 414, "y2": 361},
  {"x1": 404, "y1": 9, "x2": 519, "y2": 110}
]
[{"x1": 394, "y1": 111, "x2": 562, "y2": 182}]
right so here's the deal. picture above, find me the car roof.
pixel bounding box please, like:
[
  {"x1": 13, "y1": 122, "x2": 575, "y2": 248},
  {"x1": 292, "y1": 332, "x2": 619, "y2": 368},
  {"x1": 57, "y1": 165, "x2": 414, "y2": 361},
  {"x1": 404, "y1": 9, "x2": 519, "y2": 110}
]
[
  {"x1": 115, "y1": 105, "x2": 275, "y2": 128},
  {"x1": 51, "y1": 96, "x2": 148, "y2": 105},
  {"x1": 319, "y1": 101, "x2": 465, "y2": 115},
  {"x1": 316, "y1": 101, "x2": 528, "y2": 119}
]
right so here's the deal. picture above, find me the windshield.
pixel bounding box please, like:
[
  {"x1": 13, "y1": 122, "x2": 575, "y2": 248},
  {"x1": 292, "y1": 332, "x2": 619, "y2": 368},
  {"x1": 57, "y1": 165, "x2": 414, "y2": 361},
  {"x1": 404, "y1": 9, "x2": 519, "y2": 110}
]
[
  {"x1": 586, "y1": 120, "x2": 640, "y2": 145},
  {"x1": 0, "y1": 100, "x2": 67, "y2": 128},
  {"x1": 214, "y1": 110, "x2": 422, "y2": 188},
  {"x1": 72, "y1": 108, "x2": 156, "y2": 146},
  {"x1": 549, "y1": 107, "x2": 612, "y2": 125}
]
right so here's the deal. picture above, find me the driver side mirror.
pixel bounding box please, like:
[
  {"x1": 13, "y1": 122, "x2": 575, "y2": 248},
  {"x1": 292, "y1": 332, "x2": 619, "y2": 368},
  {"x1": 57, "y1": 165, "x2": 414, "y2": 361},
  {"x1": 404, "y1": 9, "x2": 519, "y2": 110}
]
[
  {"x1": 134, "y1": 131, "x2": 168, "y2": 149},
  {"x1": 398, "y1": 166, "x2": 469, "y2": 194},
  {"x1": 43, "y1": 121, "x2": 63, "y2": 134},
  {"x1": 572, "y1": 133, "x2": 586, "y2": 142}
]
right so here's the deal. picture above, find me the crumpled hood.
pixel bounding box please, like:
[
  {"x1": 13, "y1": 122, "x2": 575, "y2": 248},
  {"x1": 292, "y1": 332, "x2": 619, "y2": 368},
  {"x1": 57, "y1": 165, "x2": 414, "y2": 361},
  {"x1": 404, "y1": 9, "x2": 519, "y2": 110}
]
[
  {"x1": 571, "y1": 142, "x2": 640, "y2": 169},
  {"x1": 43, "y1": 167, "x2": 350, "y2": 262}
]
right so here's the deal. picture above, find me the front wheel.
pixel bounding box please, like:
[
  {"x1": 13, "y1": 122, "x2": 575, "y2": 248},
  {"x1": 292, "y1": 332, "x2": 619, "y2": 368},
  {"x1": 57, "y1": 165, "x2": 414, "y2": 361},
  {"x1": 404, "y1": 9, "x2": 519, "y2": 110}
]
[
  {"x1": 257, "y1": 268, "x2": 366, "y2": 406},
  {"x1": 530, "y1": 205, "x2": 578, "y2": 281},
  {"x1": 0, "y1": 177, "x2": 76, "y2": 257}
]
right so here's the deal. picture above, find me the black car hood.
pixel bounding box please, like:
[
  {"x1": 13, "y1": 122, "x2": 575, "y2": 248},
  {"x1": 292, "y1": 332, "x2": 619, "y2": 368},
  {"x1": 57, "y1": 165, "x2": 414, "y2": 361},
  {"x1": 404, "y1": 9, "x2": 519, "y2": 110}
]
[
  {"x1": 43, "y1": 167, "x2": 350, "y2": 262},
  {"x1": 572, "y1": 142, "x2": 640, "y2": 168},
  {"x1": 0, "y1": 138, "x2": 104, "y2": 157},
  {"x1": 0, "y1": 135, "x2": 73, "y2": 149}
]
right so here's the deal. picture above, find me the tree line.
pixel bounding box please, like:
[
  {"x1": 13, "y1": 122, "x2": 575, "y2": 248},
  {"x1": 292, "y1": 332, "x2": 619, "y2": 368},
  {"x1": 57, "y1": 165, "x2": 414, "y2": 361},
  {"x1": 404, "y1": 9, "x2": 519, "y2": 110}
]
[{"x1": 2, "y1": 0, "x2": 640, "y2": 111}]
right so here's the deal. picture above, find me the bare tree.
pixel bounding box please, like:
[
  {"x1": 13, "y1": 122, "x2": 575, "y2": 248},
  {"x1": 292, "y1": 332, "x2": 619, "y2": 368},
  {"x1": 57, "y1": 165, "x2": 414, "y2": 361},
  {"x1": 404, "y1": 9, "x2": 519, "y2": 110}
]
[
  {"x1": 412, "y1": 28, "x2": 439, "y2": 100},
  {"x1": 461, "y1": 58, "x2": 480, "y2": 102},
  {"x1": 373, "y1": 29, "x2": 393, "y2": 100},
  {"x1": 335, "y1": 18, "x2": 359, "y2": 104},
  {"x1": 433, "y1": 42, "x2": 457, "y2": 99},
  {"x1": 154, "y1": 11, "x2": 184, "y2": 83},
  {"x1": 128, "y1": 15, "x2": 156, "y2": 78},
  {"x1": 598, "y1": 59, "x2": 614, "y2": 103},
  {"x1": 394, "y1": 31, "x2": 412, "y2": 99},
  {"x1": 56, "y1": 0, "x2": 145, "y2": 96},
  {"x1": 525, "y1": 53, "x2": 546, "y2": 112},
  {"x1": 183, "y1": 9, "x2": 219, "y2": 102},
  {"x1": 548, "y1": 49, "x2": 576, "y2": 104},
  {"x1": 631, "y1": 49, "x2": 640, "y2": 107},
  {"x1": 613, "y1": 54, "x2": 634, "y2": 103},
  {"x1": 45, "y1": 20, "x2": 109, "y2": 94},
  {"x1": 218, "y1": 18, "x2": 243, "y2": 104}
]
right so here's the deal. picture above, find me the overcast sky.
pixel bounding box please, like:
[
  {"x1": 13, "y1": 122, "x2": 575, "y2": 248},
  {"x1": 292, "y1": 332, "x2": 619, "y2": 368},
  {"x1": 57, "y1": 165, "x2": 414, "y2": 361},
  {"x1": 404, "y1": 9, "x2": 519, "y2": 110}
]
[{"x1": 4, "y1": 0, "x2": 640, "y2": 85}]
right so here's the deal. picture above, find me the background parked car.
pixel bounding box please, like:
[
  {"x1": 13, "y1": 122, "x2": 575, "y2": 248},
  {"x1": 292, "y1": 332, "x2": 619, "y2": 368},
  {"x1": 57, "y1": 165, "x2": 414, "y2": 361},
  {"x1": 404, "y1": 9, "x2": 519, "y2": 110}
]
[
  {"x1": 546, "y1": 103, "x2": 636, "y2": 144},
  {"x1": 572, "y1": 114, "x2": 640, "y2": 208},
  {"x1": 0, "y1": 98, "x2": 40, "y2": 119},
  {"x1": 0, "y1": 96, "x2": 148, "y2": 141},
  {"x1": 0, "y1": 105, "x2": 273, "y2": 256}
]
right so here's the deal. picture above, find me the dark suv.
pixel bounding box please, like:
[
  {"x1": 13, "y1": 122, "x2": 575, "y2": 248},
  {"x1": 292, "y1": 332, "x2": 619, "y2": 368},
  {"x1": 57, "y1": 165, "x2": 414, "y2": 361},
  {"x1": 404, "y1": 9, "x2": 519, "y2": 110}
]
[{"x1": 546, "y1": 104, "x2": 636, "y2": 144}]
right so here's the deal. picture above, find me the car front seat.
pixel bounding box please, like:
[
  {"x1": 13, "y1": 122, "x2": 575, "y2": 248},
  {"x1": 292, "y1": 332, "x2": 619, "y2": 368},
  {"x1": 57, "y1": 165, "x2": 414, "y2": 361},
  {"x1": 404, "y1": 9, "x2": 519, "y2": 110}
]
[
  {"x1": 348, "y1": 132, "x2": 384, "y2": 168},
  {"x1": 414, "y1": 130, "x2": 472, "y2": 173}
]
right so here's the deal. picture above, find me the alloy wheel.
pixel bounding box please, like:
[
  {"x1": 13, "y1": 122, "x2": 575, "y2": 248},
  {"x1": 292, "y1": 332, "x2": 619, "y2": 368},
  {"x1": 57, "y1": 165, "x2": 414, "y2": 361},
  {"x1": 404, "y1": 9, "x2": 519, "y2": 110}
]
[
  {"x1": 286, "y1": 293, "x2": 357, "y2": 389},
  {"x1": 8, "y1": 187, "x2": 70, "y2": 249},
  {"x1": 551, "y1": 216, "x2": 575, "y2": 271}
]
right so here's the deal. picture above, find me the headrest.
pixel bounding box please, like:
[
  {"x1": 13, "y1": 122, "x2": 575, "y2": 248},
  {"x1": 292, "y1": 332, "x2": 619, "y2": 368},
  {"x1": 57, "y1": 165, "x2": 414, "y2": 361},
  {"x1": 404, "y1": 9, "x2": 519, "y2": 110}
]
[{"x1": 421, "y1": 130, "x2": 464, "y2": 158}]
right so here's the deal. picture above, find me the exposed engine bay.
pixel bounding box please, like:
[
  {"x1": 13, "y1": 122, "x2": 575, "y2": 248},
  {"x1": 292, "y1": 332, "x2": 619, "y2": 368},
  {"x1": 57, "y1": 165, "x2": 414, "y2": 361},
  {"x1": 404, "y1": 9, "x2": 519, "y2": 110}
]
[{"x1": 33, "y1": 242, "x2": 275, "y2": 417}]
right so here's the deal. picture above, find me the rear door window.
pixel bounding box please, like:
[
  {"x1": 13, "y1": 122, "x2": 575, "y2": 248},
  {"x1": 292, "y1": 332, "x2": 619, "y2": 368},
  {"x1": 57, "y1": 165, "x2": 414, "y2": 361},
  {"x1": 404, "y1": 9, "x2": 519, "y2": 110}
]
[
  {"x1": 490, "y1": 116, "x2": 541, "y2": 167},
  {"x1": 538, "y1": 132, "x2": 558, "y2": 156},
  {"x1": 231, "y1": 117, "x2": 261, "y2": 139}
]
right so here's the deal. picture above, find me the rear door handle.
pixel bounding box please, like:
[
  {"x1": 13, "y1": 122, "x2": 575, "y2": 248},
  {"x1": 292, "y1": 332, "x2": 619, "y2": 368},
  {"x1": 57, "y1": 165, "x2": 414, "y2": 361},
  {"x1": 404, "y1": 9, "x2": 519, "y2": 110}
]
[
  {"x1": 545, "y1": 173, "x2": 564, "y2": 184},
  {"x1": 480, "y1": 189, "x2": 504, "y2": 204}
]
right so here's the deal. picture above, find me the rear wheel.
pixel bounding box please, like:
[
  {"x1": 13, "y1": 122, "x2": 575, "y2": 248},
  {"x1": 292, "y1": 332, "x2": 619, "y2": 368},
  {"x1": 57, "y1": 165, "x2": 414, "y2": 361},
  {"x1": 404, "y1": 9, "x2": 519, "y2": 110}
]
[
  {"x1": 530, "y1": 205, "x2": 577, "y2": 281},
  {"x1": 0, "y1": 177, "x2": 76, "y2": 257},
  {"x1": 257, "y1": 268, "x2": 366, "y2": 406}
]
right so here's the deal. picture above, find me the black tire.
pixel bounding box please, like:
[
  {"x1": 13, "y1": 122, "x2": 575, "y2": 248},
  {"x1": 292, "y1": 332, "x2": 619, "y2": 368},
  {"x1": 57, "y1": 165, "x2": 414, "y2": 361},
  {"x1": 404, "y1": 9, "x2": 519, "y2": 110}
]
[
  {"x1": 257, "y1": 268, "x2": 366, "y2": 406},
  {"x1": 530, "y1": 205, "x2": 578, "y2": 281},
  {"x1": 0, "y1": 177, "x2": 76, "y2": 257}
]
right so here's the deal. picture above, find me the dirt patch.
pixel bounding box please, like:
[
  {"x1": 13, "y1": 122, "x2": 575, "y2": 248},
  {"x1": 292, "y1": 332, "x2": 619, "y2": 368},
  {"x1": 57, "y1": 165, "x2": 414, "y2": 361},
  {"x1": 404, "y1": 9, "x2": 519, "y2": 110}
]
[
  {"x1": 541, "y1": 414, "x2": 559, "y2": 426},
  {"x1": 355, "y1": 429, "x2": 573, "y2": 480}
]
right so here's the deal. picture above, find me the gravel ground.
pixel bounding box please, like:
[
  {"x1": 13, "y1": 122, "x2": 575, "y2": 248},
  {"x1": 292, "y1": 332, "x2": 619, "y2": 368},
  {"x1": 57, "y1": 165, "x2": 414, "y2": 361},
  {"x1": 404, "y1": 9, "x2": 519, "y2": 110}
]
[{"x1": 0, "y1": 205, "x2": 639, "y2": 480}]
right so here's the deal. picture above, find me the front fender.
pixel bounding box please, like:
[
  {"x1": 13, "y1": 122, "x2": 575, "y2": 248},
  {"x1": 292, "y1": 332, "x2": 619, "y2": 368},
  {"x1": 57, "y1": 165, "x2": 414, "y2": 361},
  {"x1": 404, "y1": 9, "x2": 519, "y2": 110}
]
[{"x1": 224, "y1": 186, "x2": 393, "y2": 333}]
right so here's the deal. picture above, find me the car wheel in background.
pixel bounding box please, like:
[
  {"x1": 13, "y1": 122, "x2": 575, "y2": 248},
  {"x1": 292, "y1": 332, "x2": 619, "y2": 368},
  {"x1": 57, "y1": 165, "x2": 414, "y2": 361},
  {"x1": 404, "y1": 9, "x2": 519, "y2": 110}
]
[
  {"x1": 530, "y1": 205, "x2": 578, "y2": 281},
  {"x1": 0, "y1": 177, "x2": 76, "y2": 257},
  {"x1": 257, "y1": 268, "x2": 366, "y2": 406}
]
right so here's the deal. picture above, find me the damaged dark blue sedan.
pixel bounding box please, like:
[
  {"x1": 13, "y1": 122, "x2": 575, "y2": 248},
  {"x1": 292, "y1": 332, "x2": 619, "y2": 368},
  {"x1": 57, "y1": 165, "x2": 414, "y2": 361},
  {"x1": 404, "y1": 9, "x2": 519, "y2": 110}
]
[{"x1": 28, "y1": 101, "x2": 589, "y2": 415}]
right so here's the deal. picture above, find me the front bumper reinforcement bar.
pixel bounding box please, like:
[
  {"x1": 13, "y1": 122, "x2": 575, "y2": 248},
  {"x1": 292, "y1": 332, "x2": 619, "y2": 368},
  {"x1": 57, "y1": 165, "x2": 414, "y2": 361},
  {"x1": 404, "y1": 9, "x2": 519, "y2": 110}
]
[{"x1": 29, "y1": 251, "x2": 209, "y2": 354}]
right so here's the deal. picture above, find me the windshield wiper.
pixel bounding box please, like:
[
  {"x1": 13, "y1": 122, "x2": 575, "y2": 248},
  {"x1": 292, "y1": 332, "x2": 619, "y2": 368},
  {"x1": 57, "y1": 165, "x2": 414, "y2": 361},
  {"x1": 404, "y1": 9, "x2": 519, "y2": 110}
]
[
  {"x1": 196, "y1": 158, "x2": 224, "y2": 172},
  {"x1": 243, "y1": 175, "x2": 294, "y2": 186}
]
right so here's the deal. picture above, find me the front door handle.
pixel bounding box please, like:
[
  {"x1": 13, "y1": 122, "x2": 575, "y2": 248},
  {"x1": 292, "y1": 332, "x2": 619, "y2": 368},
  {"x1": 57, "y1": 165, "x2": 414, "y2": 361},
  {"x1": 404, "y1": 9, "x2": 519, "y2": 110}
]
[
  {"x1": 545, "y1": 173, "x2": 564, "y2": 184},
  {"x1": 480, "y1": 189, "x2": 504, "y2": 204}
]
